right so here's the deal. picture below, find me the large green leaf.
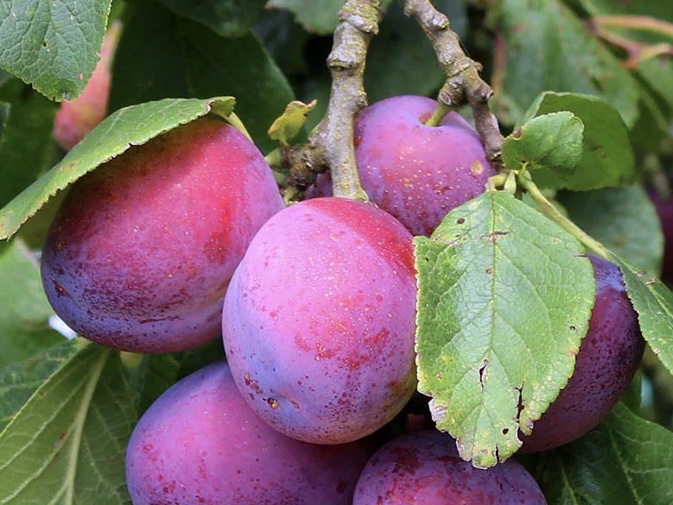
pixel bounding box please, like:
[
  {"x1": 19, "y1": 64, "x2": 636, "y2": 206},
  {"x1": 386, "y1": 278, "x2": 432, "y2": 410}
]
[
  {"x1": 515, "y1": 92, "x2": 635, "y2": 190},
  {"x1": 0, "y1": 341, "x2": 78, "y2": 432},
  {"x1": 109, "y1": 0, "x2": 294, "y2": 153},
  {"x1": 610, "y1": 253, "x2": 673, "y2": 378},
  {"x1": 0, "y1": 239, "x2": 63, "y2": 367},
  {"x1": 157, "y1": 0, "x2": 266, "y2": 37},
  {"x1": 559, "y1": 185, "x2": 664, "y2": 276},
  {"x1": 0, "y1": 96, "x2": 235, "y2": 240},
  {"x1": 0, "y1": 0, "x2": 111, "y2": 101},
  {"x1": 496, "y1": 0, "x2": 640, "y2": 127},
  {"x1": 414, "y1": 190, "x2": 595, "y2": 468},
  {"x1": 531, "y1": 402, "x2": 673, "y2": 504},
  {"x1": 0, "y1": 344, "x2": 135, "y2": 504},
  {"x1": 0, "y1": 77, "x2": 59, "y2": 209}
]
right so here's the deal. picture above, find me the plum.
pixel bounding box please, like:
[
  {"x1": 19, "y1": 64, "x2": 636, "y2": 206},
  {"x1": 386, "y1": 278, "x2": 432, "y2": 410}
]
[
  {"x1": 350, "y1": 95, "x2": 496, "y2": 236},
  {"x1": 125, "y1": 360, "x2": 370, "y2": 505},
  {"x1": 649, "y1": 190, "x2": 673, "y2": 283},
  {"x1": 53, "y1": 21, "x2": 121, "y2": 150},
  {"x1": 222, "y1": 196, "x2": 417, "y2": 444},
  {"x1": 353, "y1": 430, "x2": 547, "y2": 504},
  {"x1": 41, "y1": 117, "x2": 284, "y2": 353},
  {"x1": 520, "y1": 255, "x2": 645, "y2": 452}
]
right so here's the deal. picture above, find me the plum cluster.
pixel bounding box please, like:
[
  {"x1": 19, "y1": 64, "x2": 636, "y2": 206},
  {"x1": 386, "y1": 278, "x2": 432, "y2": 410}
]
[{"x1": 40, "y1": 95, "x2": 645, "y2": 503}]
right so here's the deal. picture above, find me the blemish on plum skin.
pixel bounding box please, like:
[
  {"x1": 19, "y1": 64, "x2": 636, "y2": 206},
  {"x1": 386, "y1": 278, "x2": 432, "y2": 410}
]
[{"x1": 267, "y1": 397, "x2": 279, "y2": 409}]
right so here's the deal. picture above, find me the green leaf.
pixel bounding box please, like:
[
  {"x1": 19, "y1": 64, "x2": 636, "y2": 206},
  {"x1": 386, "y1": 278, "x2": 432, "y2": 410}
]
[
  {"x1": 109, "y1": 0, "x2": 294, "y2": 153},
  {"x1": 0, "y1": 96, "x2": 235, "y2": 240},
  {"x1": 0, "y1": 341, "x2": 78, "y2": 432},
  {"x1": 157, "y1": 0, "x2": 266, "y2": 37},
  {"x1": 0, "y1": 0, "x2": 111, "y2": 101},
  {"x1": 496, "y1": 0, "x2": 640, "y2": 128},
  {"x1": 365, "y1": 0, "x2": 467, "y2": 103},
  {"x1": 559, "y1": 185, "x2": 664, "y2": 276},
  {"x1": 0, "y1": 239, "x2": 63, "y2": 368},
  {"x1": 531, "y1": 402, "x2": 673, "y2": 504},
  {"x1": 268, "y1": 99, "x2": 317, "y2": 145},
  {"x1": 0, "y1": 344, "x2": 136, "y2": 504},
  {"x1": 516, "y1": 92, "x2": 635, "y2": 190},
  {"x1": 502, "y1": 111, "x2": 584, "y2": 172},
  {"x1": 610, "y1": 253, "x2": 673, "y2": 379},
  {"x1": 0, "y1": 77, "x2": 59, "y2": 209},
  {"x1": 414, "y1": 190, "x2": 595, "y2": 468},
  {"x1": 266, "y1": 0, "x2": 345, "y2": 34}
]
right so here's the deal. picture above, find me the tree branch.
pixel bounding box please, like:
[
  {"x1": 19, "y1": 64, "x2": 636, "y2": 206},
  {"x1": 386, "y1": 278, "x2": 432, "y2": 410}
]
[
  {"x1": 287, "y1": 0, "x2": 382, "y2": 201},
  {"x1": 405, "y1": 0, "x2": 503, "y2": 165}
]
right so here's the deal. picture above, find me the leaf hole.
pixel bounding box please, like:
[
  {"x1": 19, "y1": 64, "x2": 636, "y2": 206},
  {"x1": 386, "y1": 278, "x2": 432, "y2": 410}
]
[
  {"x1": 502, "y1": 428, "x2": 509, "y2": 435},
  {"x1": 569, "y1": 325, "x2": 577, "y2": 331},
  {"x1": 456, "y1": 217, "x2": 465, "y2": 224}
]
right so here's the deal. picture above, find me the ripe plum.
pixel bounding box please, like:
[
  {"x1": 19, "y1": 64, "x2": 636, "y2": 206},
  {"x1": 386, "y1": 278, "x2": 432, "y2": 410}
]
[
  {"x1": 125, "y1": 361, "x2": 369, "y2": 505},
  {"x1": 222, "y1": 196, "x2": 417, "y2": 444},
  {"x1": 41, "y1": 117, "x2": 284, "y2": 353},
  {"x1": 520, "y1": 255, "x2": 645, "y2": 452},
  {"x1": 353, "y1": 430, "x2": 547, "y2": 504}
]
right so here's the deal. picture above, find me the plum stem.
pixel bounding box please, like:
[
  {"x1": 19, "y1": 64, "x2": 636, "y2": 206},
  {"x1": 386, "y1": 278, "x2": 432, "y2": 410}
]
[
  {"x1": 286, "y1": 0, "x2": 382, "y2": 201},
  {"x1": 405, "y1": 0, "x2": 503, "y2": 165},
  {"x1": 517, "y1": 173, "x2": 609, "y2": 260},
  {"x1": 424, "y1": 102, "x2": 450, "y2": 127}
]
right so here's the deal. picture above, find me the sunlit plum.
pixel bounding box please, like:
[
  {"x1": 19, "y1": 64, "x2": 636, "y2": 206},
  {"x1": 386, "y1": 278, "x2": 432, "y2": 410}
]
[
  {"x1": 222, "y1": 196, "x2": 417, "y2": 444},
  {"x1": 352, "y1": 95, "x2": 496, "y2": 236},
  {"x1": 41, "y1": 117, "x2": 284, "y2": 353},
  {"x1": 125, "y1": 361, "x2": 370, "y2": 505},
  {"x1": 53, "y1": 21, "x2": 121, "y2": 150},
  {"x1": 520, "y1": 255, "x2": 645, "y2": 452},
  {"x1": 353, "y1": 430, "x2": 547, "y2": 504}
]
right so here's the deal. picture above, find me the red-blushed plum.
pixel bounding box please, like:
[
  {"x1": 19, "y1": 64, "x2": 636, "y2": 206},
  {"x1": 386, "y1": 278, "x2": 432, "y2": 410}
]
[
  {"x1": 519, "y1": 255, "x2": 645, "y2": 453},
  {"x1": 649, "y1": 190, "x2": 673, "y2": 284},
  {"x1": 41, "y1": 117, "x2": 284, "y2": 353},
  {"x1": 222, "y1": 196, "x2": 417, "y2": 444},
  {"x1": 353, "y1": 430, "x2": 547, "y2": 504},
  {"x1": 53, "y1": 21, "x2": 121, "y2": 150},
  {"x1": 354, "y1": 95, "x2": 496, "y2": 236},
  {"x1": 125, "y1": 361, "x2": 370, "y2": 505}
]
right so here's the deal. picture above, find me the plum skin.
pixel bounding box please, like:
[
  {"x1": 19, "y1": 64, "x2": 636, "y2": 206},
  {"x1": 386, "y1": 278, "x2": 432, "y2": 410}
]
[
  {"x1": 125, "y1": 361, "x2": 370, "y2": 505},
  {"x1": 520, "y1": 255, "x2": 645, "y2": 452},
  {"x1": 354, "y1": 95, "x2": 497, "y2": 236},
  {"x1": 353, "y1": 430, "x2": 547, "y2": 505},
  {"x1": 41, "y1": 117, "x2": 284, "y2": 353},
  {"x1": 649, "y1": 190, "x2": 673, "y2": 283},
  {"x1": 222, "y1": 196, "x2": 417, "y2": 444}
]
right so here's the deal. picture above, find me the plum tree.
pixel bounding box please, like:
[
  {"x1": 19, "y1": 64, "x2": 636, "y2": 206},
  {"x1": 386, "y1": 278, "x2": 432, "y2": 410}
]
[
  {"x1": 41, "y1": 117, "x2": 284, "y2": 353},
  {"x1": 52, "y1": 21, "x2": 121, "y2": 151},
  {"x1": 519, "y1": 255, "x2": 645, "y2": 452},
  {"x1": 222, "y1": 196, "x2": 417, "y2": 444},
  {"x1": 125, "y1": 360, "x2": 370, "y2": 505},
  {"x1": 307, "y1": 95, "x2": 496, "y2": 236},
  {"x1": 353, "y1": 430, "x2": 547, "y2": 504}
]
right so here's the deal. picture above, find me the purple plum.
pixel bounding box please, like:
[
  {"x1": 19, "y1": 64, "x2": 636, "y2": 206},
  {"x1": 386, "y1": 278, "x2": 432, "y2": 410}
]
[
  {"x1": 351, "y1": 95, "x2": 496, "y2": 236},
  {"x1": 41, "y1": 117, "x2": 284, "y2": 353},
  {"x1": 125, "y1": 361, "x2": 370, "y2": 505},
  {"x1": 222, "y1": 196, "x2": 417, "y2": 444},
  {"x1": 520, "y1": 255, "x2": 645, "y2": 452},
  {"x1": 353, "y1": 430, "x2": 547, "y2": 504}
]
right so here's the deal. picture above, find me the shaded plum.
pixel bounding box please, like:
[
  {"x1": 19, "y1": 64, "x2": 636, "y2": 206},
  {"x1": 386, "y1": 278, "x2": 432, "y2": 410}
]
[
  {"x1": 520, "y1": 255, "x2": 645, "y2": 452},
  {"x1": 353, "y1": 430, "x2": 547, "y2": 504},
  {"x1": 53, "y1": 21, "x2": 121, "y2": 150},
  {"x1": 222, "y1": 196, "x2": 417, "y2": 444},
  {"x1": 125, "y1": 361, "x2": 370, "y2": 505},
  {"x1": 354, "y1": 95, "x2": 496, "y2": 236},
  {"x1": 649, "y1": 190, "x2": 673, "y2": 283},
  {"x1": 41, "y1": 117, "x2": 284, "y2": 353}
]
